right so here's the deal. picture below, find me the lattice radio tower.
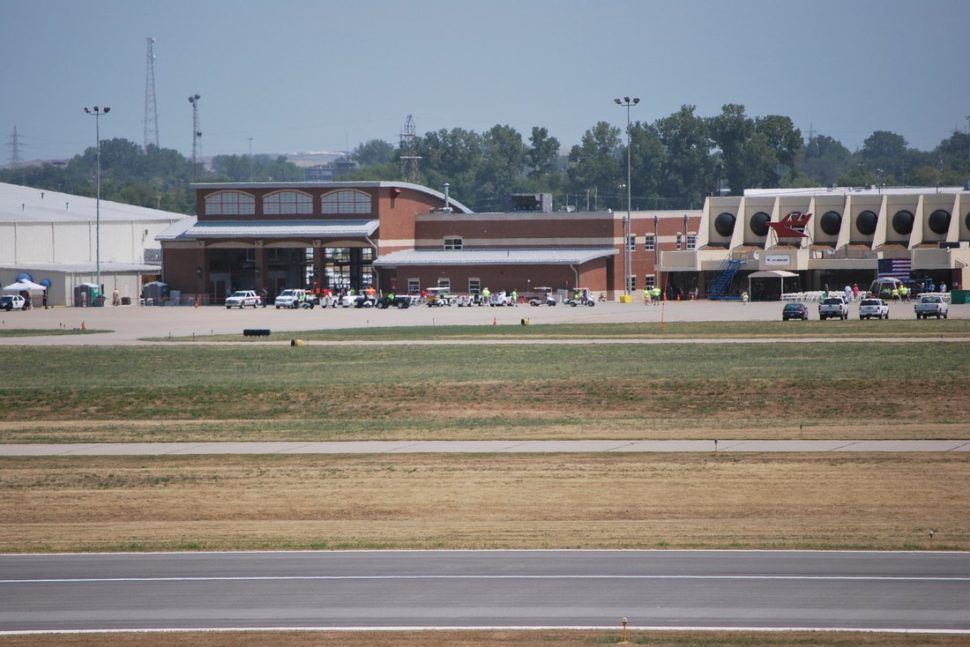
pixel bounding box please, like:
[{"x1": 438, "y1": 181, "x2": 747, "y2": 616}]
[
  {"x1": 399, "y1": 114, "x2": 421, "y2": 182},
  {"x1": 7, "y1": 125, "x2": 23, "y2": 167},
  {"x1": 143, "y1": 37, "x2": 160, "y2": 151}
]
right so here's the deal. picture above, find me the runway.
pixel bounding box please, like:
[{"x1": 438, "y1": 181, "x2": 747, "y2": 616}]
[{"x1": 1, "y1": 550, "x2": 968, "y2": 634}]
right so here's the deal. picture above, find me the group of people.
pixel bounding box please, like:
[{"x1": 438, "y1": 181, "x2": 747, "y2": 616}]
[{"x1": 642, "y1": 286, "x2": 663, "y2": 305}]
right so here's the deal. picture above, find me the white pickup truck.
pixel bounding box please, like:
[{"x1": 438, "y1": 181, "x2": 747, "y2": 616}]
[
  {"x1": 858, "y1": 298, "x2": 889, "y2": 320},
  {"x1": 818, "y1": 296, "x2": 849, "y2": 320},
  {"x1": 914, "y1": 294, "x2": 948, "y2": 319}
]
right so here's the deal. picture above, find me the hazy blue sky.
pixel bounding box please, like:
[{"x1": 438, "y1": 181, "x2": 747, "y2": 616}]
[{"x1": 3, "y1": 0, "x2": 969, "y2": 162}]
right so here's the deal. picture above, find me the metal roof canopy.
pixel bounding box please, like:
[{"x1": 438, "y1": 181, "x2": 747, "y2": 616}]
[
  {"x1": 183, "y1": 219, "x2": 379, "y2": 239},
  {"x1": 374, "y1": 248, "x2": 617, "y2": 267}
]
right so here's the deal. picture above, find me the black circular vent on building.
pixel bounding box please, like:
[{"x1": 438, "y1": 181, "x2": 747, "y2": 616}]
[
  {"x1": 928, "y1": 209, "x2": 950, "y2": 235},
  {"x1": 749, "y1": 212, "x2": 770, "y2": 237},
  {"x1": 856, "y1": 210, "x2": 878, "y2": 236},
  {"x1": 819, "y1": 210, "x2": 841, "y2": 236},
  {"x1": 714, "y1": 212, "x2": 736, "y2": 237},
  {"x1": 966, "y1": 211, "x2": 970, "y2": 232},
  {"x1": 891, "y1": 210, "x2": 914, "y2": 235}
]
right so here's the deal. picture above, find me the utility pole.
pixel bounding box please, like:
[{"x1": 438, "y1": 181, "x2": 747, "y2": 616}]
[
  {"x1": 615, "y1": 96, "x2": 639, "y2": 297},
  {"x1": 189, "y1": 94, "x2": 202, "y2": 180}
]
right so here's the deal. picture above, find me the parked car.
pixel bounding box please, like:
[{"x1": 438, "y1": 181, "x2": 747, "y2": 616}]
[
  {"x1": 782, "y1": 302, "x2": 809, "y2": 321},
  {"x1": 858, "y1": 298, "x2": 889, "y2": 320},
  {"x1": 0, "y1": 294, "x2": 26, "y2": 311},
  {"x1": 225, "y1": 290, "x2": 261, "y2": 309},
  {"x1": 914, "y1": 294, "x2": 949, "y2": 319},
  {"x1": 818, "y1": 296, "x2": 849, "y2": 320}
]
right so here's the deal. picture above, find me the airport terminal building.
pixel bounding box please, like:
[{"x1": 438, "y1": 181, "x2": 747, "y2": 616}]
[{"x1": 156, "y1": 181, "x2": 970, "y2": 303}]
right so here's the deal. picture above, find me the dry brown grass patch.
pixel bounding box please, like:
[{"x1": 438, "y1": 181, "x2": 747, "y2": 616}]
[{"x1": 1, "y1": 453, "x2": 966, "y2": 553}]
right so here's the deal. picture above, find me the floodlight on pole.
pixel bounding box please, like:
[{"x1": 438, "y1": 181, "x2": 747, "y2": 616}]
[
  {"x1": 84, "y1": 105, "x2": 110, "y2": 298},
  {"x1": 614, "y1": 96, "x2": 639, "y2": 296}
]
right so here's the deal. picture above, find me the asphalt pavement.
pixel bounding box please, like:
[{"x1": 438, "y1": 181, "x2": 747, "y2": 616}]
[
  {"x1": 2, "y1": 550, "x2": 968, "y2": 633},
  {"x1": 1, "y1": 297, "x2": 965, "y2": 345}
]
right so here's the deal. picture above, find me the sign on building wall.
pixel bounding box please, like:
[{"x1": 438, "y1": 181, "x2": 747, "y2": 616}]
[{"x1": 765, "y1": 254, "x2": 791, "y2": 266}]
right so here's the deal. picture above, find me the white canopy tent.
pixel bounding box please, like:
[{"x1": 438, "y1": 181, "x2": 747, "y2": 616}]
[
  {"x1": 2, "y1": 279, "x2": 47, "y2": 294},
  {"x1": 747, "y1": 270, "x2": 798, "y2": 301}
]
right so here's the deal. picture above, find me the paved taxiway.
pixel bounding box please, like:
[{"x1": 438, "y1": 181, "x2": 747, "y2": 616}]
[
  {"x1": 2, "y1": 439, "x2": 969, "y2": 456},
  {"x1": 2, "y1": 550, "x2": 968, "y2": 634}
]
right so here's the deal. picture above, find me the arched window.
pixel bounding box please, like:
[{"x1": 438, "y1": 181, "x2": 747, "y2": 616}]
[
  {"x1": 264, "y1": 190, "x2": 313, "y2": 215},
  {"x1": 322, "y1": 190, "x2": 371, "y2": 215},
  {"x1": 205, "y1": 190, "x2": 255, "y2": 216}
]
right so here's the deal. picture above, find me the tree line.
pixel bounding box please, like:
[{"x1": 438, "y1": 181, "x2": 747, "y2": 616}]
[{"x1": 3, "y1": 103, "x2": 968, "y2": 215}]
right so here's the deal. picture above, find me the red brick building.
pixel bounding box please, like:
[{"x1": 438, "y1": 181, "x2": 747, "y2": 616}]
[{"x1": 158, "y1": 180, "x2": 701, "y2": 303}]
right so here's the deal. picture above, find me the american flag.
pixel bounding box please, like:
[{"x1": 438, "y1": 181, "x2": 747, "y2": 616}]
[{"x1": 878, "y1": 259, "x2": 911, "y2": 280}]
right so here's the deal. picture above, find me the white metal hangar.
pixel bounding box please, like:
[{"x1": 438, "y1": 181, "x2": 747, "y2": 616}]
[{"x1": 0, "y1": 182, "x2": 190, "y2": 306}]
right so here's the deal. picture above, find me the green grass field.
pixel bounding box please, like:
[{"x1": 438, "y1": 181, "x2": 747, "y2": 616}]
[
  {"x1": 158, "y1": 318, "x2": 970, "y2": 341},
  {"x1": 1, "y1": 328, "x2": 967, "y2": 442}
]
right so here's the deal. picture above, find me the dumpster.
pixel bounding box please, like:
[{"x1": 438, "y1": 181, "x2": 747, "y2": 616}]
[{"x1": 950, "y1": 290, "x2": 968, "y2": 305}]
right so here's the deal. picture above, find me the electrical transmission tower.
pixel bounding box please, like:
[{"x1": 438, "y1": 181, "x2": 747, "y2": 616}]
[
  {"x1": 143, "y1": 37, "x2": 160, "y2": 151},
  {"x1": 189, "y1": 94, "x2": 202, "y2": 180},
  {"x1": 399, "y1": 114, "x2": 421, "y2": 182},
  {"x1": 7, "y1": 125, "x2": 23, "y2": 167}
]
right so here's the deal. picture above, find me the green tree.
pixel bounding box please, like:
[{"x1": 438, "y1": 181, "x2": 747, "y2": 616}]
[
  {"x1": 526, "y1": 126, "x2": 560, "y2": 179},
  {"x1": 353, "y1": 139, "x2": 395, "y2": 166},
  {"x1": 859, "y1": 130, "x2": 909, "y2": 182},
  {"x1": 474, "y1": 124, "x2": 526, "y2": 209},
  {"x1": 567, "y1": 121, "x2": 622, "y2": 210},
  {"x1": 708, "y1": 104, "x2": 754, "y2": 195},
  {"x1": 754, "y1": 115, "x2": 802, "y2": 184},
  {"x1": 799, "y1": 134, "x2": 852, "y2": 186},
  {"x1": 416, "y1": 128, "x2": 485, "y2": 209},
  {"x1": 655, "y1": 105, "x2": 714, "y2": 209},
  {"x1": 627, "y1": 122, "x2": 666, "y2": 209},
  {"x1": 739, "y1": 132, "x2": 777, "y2": 188}
]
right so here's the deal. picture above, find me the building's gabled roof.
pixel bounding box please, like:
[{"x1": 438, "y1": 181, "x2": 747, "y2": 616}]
[
  {"x1": 374, "y1": 248, "x2": 617, "y2": 267},
  {"x1": 0, "y1": 261, "x2": 160, "y2": 273},
  {"x1": 191, "y1": 180, "x2": 474, "y2": 214},
  {"x1": 0, "y1": 181, "x2": 190, "y2": 224},
  {"x1": 178, "y1": 219, "x2": 379, "y2": 240}
]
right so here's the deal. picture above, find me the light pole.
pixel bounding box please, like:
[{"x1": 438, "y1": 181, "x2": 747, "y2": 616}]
[
  {"x1": 615, "y1": 96, "x2": 639, "y2": 296},
  {"x1": 84, "y1": 106, "x2": 110, "y2": 298}
]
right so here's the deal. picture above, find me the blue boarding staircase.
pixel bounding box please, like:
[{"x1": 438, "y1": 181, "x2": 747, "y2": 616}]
[{"x1": 706, "y1": 258, "x2": 746, "y2": 299}]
